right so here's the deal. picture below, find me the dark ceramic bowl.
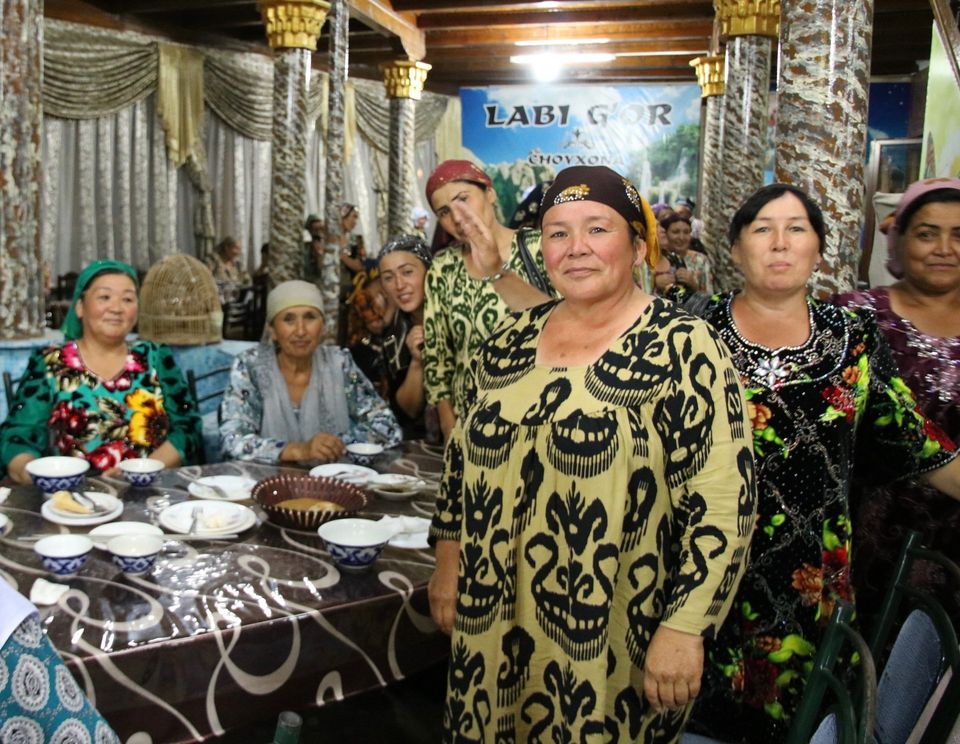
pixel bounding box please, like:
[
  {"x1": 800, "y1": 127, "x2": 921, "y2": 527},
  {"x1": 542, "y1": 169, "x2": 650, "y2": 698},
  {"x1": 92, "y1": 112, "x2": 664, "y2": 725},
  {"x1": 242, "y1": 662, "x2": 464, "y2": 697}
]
[{"x1": 251, "y1": 474, "x2": 368, "y2": 530}]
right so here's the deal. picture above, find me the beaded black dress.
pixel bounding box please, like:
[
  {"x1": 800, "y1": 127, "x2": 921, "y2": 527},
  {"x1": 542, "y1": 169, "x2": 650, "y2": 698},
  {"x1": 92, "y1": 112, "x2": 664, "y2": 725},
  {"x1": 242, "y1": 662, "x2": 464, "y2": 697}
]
[{"x1": 690, "y1": 293, "x2": 957, "y2": 742}]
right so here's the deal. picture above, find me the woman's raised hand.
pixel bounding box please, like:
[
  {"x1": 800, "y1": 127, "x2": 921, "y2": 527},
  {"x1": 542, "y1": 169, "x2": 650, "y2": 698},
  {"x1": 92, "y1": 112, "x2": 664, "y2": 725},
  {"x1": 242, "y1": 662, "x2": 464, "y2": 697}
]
[
  {"x1": 449, "y1": 200, "x2": 502, "y2": 276},
  {"x1": 405, "y1": 325, "x2": 425, "y2": 362}
]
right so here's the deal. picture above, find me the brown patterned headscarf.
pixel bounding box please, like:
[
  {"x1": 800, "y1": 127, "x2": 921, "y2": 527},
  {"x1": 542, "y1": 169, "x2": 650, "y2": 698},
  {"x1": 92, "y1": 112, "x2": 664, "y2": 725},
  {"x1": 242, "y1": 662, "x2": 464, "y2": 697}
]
[
  {"x1": 539, "y1": 165, "x2": 660, "y2": 268},
  {"x1": 425, "y1": 160, "x2": 493, "y2": 206}
]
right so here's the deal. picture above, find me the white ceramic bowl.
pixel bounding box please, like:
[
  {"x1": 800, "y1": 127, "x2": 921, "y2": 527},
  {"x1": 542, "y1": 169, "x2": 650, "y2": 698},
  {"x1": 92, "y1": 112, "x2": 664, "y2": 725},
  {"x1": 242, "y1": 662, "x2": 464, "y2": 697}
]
[
  {"x1": 119, "y1": 458, "x2": 165, "y2": 487},
  {"x1": 108, "y1": 534, "x2": 165, "y2": 575},
  {"x1": 345, "y1": 442, "x2": 384, "y2": 466},
  {"x1": 25, "y1": 456, "x2": 90, "y2": 494},
  {"x1": 34, "y1": 534, "x2": 93, "y2": 576},
  {"x1": 89, "y1": 522, "x2": 164, "y2": 550},
  {"x1": 317, "y1": 518, "x2": 393, "y2": 571}
]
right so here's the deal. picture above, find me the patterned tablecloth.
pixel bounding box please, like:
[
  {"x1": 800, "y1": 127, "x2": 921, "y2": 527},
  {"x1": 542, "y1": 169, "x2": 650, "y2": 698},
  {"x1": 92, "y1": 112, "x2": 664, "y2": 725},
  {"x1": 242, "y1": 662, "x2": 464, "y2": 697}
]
[{"x1": 0, "y1": 442, "x2": 447, "y2": 742}]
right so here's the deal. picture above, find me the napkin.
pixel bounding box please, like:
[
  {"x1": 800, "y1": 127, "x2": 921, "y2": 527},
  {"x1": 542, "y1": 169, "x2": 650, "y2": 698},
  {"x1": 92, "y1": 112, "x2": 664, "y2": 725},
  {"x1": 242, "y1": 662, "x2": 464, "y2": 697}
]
[
  {"x1": 0, "y1": 486, "x2": 10, "y2": 505},
  {"x1": 378, "y1": 515, "x2": 430, "y2": 536},
  {"x1": 30, "y1": 578, "x2": 70, "y2": 606}
]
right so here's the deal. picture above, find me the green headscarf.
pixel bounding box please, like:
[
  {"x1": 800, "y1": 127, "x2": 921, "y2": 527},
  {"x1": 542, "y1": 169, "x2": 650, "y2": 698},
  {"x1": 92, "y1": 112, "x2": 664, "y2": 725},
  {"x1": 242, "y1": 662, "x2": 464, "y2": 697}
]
[{"x1": 60, "y1": 260, "x2": 139, "y2": 341}]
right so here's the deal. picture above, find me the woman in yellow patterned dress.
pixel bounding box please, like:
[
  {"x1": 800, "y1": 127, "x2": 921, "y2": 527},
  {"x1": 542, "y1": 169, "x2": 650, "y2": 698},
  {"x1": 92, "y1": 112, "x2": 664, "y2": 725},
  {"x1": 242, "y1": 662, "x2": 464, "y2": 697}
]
[{"x1": 428, "y1": 166, "x2": 757, "y2": 742}]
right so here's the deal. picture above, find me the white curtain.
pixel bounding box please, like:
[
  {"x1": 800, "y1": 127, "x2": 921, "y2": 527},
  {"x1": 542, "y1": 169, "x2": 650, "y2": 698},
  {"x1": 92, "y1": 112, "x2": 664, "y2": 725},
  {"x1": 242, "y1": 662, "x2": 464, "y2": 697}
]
[{"x1": 43, "y1": 96, "x2": 178, "y2": 276}]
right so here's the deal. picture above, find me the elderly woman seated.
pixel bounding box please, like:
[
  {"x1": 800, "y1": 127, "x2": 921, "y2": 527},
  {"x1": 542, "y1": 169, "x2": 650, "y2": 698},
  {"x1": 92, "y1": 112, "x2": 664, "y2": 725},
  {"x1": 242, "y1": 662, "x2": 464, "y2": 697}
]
[
  {"x1": 0, "y1": 260, "x2": 202, "y2": 482},
  {"x1": 219, "y1": 280, "x2": 401, "y2": 463}
]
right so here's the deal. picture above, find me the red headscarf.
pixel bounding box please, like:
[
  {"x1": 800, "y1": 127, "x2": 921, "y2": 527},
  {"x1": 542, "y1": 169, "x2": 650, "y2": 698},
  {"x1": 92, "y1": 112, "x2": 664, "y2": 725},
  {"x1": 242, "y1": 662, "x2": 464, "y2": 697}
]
[{"x1": 425, "y1": 160, "x2": 493, "y2": 207}]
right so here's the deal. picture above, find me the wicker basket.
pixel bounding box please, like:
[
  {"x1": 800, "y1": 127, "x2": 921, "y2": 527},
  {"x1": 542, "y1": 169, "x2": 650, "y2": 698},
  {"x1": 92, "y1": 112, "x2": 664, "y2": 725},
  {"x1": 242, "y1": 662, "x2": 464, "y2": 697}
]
[{"x1": 138, "y1": 254, "x2": 222, "y2": 345}]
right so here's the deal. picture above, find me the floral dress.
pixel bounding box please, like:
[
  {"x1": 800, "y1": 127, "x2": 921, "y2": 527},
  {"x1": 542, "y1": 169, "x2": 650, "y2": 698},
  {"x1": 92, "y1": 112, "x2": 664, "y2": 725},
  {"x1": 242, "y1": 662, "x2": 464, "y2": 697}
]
[
  {"x1": 833, "y1": 288, "x2": 960, "y2": 622},
  {"x1": 423, "y1": 230, "x2": 552, "y2": 416},
  {"x1": 690, "y1": 293, "x2": 957, "y2": 742},
  {"x1": 0, "y1": 341, "x2": 201, "y2": 474},
  {"x1": 430, "y1": 299, "x2": 756, "y2": 742}
]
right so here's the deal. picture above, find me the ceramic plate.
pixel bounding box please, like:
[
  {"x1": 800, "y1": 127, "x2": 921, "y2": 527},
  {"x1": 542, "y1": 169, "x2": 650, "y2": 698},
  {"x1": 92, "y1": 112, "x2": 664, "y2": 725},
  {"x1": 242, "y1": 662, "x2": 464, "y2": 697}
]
[
  {"x1": 367, "y1": 474, "x2": 426, "y2": 500},
  {"x1": 308, "y1": 463, "x2": 378, "y2": 486},
  {"x1": 49, "y1": 492, "x2": 122, "y2": 519},
  {"x1": 88, "y1": 522, "x2": 164, "y2": 550},
  {"x1": 388, "y1": 530, "x2": 430, "y2": 550},
  {"x1": 158, "y1": 500, "x2": 256, "y2": 535},
  {"x1": 187, "y1": 476, "x2": 257, "y2": 502},
  {"x1": 42, "y1": 494, "x2": 123, "y2": 527},
  {"x1": 0, "y1": 513, "x2": 10, "y2": 536}
]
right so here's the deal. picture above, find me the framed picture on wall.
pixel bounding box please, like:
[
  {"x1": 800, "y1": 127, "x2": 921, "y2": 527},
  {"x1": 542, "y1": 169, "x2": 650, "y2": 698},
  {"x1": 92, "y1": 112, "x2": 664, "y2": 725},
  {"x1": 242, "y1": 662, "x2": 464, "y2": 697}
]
[
  {"x1": 859, "y1": 137, "x2": 922, "y2": 285},
  {"x1": 930, "y1": 0, "x2": 960, "y2": 87}
]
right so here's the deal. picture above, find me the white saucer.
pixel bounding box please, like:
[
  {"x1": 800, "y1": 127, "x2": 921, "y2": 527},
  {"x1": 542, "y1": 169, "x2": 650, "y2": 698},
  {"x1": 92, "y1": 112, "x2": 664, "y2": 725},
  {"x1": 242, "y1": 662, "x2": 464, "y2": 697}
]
[
  {"x1": 158, "y1": 500, "x2": 256, "y2": 535},
  {"x1": 309, "y1": 463, "x2": 378, "y2": 486},
  {"x1": 88, "y1": 522, "x2": 164, "y2": 550},
  {"x1": 187, "y1": 476, "x2": 257, "y2": 502},
  {"x1": 379, "y1": 515, "x2": 431, "y2": 550},
  {"x1": 388, "y1": 531, "x2": 430, "y2": 550},
  {"x1": 368, "y1": 474, "x2": 426, "y2": 501},
  {"x1": 0, "y1": 513, "x2": 10, "y2": 536},
  {"x1": 41, "y1": 493, "x2": 123, "y2": 527}
]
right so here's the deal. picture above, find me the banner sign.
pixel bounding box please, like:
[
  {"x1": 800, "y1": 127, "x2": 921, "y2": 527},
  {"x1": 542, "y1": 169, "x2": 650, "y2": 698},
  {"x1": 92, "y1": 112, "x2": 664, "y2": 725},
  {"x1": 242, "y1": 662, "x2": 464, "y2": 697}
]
[{"x1": 461, "y1": 84, "x2": 702, "y2": 222}]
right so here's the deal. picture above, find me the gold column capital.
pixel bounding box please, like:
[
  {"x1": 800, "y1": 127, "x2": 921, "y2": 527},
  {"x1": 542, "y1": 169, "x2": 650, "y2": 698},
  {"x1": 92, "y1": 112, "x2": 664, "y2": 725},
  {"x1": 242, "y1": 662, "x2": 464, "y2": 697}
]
[
  {"x1": 258, "y1": 0, "x2": 331, "y2": 50},
  {"x1": 381, "y1": 60, "x2": 432, "y2": 100},
  {"x1": 690, "y1": 55, "x2": 726, "y2": 97},
  {"x1": 714, "y1": 0, "x2": 780, "y2": 39}
]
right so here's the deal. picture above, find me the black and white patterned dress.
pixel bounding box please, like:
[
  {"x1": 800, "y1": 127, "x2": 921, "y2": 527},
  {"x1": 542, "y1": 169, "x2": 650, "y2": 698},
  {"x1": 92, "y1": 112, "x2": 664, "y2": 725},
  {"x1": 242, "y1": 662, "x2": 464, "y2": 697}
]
[{"x1": 430, "y1": 298, "x2": 756, "y2": 742}]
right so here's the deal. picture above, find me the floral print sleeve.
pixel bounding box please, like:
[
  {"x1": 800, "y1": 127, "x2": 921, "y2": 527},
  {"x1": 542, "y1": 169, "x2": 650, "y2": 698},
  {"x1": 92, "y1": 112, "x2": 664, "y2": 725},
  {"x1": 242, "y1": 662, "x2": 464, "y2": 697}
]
[
  {"x1": 338, "y1": 349, "x2": 402, "y2": 447},
  {"x1": 851, "y1": 310, "x2": 957, "y2": 481},
  {"x1": 218, "y1": 350, "x2": 286, "y2": 463},
  {"x1": 0, "y1": 349, "x2": 54, "y2": 466}
]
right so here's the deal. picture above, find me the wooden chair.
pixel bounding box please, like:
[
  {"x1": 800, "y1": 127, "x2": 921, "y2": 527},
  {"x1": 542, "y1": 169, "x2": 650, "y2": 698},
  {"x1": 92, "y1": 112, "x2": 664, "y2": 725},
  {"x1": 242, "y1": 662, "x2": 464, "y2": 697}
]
[
  {"x1": 868, "y1": 532, "x2": 960, "y2": 744},
  {"x1": 55, "y1": 271, "x2": 78, "y2": 301}
]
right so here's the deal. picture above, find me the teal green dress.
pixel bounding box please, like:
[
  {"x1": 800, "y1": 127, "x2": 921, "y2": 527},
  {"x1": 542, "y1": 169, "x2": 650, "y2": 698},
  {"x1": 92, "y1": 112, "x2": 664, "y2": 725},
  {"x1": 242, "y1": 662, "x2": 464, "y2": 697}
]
[{"x1": 0, "y1": 340, "x2": 201, "y2": 473}]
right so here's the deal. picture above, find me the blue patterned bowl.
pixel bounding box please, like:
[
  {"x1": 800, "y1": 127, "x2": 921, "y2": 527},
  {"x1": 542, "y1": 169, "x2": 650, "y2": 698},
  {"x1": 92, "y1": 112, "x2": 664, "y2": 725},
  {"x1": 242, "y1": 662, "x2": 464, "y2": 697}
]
[
  {"x1": 317, "y1": 518, "x2": 393, "y2": 572},
  {"x1": 108, "y1": 534, "x2": 164, "y2": 575},
  {"x1": 34, "y1": 535, "x2": 93, "y2": 577},
  {"x1": 26, "y1": 456, "x2": 90, "y2": 495},
  {"x1": 345, "y1": 443, "x2": 384, "y2": 466},
  {"x1": 119, "y1": 458, "x2": 165, "y2": 487}
]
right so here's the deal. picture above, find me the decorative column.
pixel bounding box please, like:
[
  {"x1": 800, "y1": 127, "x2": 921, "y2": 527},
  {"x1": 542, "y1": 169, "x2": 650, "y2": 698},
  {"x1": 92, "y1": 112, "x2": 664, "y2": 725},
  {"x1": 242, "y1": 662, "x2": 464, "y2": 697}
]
[
  {"x1": 776, "y1": 0, "x2": 874, "y2": 296},
  {"x1": 322, "y1": 0, "x2": 348, "y2": 343},
  {"x1": 709, "y1": 0, "x2": 778, "y2": 291},
  {"x1": 690, "y1": 54, "x2": 727, "y2": 285},
  {"x1": 258, "y1": 0, "x2": 330, "y2": 284},
  {"x1": 0, "y1": 0, "x2": 44, "y2": 339},
  {"x1": 382, "y1": 60, "x2": 431, "y2": 239}
]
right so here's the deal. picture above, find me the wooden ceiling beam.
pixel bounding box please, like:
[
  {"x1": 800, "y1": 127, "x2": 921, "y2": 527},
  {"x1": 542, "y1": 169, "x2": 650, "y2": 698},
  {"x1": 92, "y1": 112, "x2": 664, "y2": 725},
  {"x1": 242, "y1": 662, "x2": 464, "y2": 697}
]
[
  {"x1": 120, "y1": 0, "x2": 251, "y2": 11},
  {"x1": 394, "y1": 0, "x2": 704, "y2": 10},
  {"x1": 425, "y1": 20, "x2": 712, "y2": 48},
  {"x1": 416, "y1": 5, "x2": 712, "y2": 29},
  {"x1": 347, "y1": 0, "x2": 425, "y2": 60},
  {"x1": 415, "y1": 38, "x2": 709, "y2": 60}
]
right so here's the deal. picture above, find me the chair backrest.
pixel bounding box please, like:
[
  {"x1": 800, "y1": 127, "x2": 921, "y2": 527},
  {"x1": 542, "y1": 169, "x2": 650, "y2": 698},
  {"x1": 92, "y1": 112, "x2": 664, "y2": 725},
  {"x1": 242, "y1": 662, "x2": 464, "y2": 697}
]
[
  {"x1": 787, "y1": 601, "x2": 878, "y2": 744},
  {"x1": 3, "y1": 371, "x2": 20, "y2": 411},
  {"x1": 186, "y1": 366, "x2": 232, "y2": 412},
  {"x1": 186, "y1": 366, "x2": 233, "y2": 467},
  {"x1": 875, "y1": 610, "x2": 945, "y2": 744},
  {"x1": 868, "y1": 531, "x2": 960, "y2": 744}
]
